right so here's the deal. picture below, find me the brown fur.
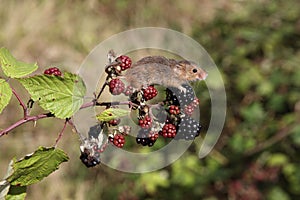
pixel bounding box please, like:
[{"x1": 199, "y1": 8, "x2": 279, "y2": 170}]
[{"x1": 124, "y1": 56, "x2": 207, "y2": 91}]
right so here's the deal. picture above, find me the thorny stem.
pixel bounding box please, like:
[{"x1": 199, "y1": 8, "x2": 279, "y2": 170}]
[
  {"x1": 54, "y1": 119, "x2": 69, "y2": 147},
  {"x1": 0, "y1": 112, "x2": 54, "y2": 137},
  {"x1": 11, "y1": 87, "x2": 28, "y2": 118}
]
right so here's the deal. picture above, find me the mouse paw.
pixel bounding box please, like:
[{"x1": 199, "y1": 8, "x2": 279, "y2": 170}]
[{"x1": 178, "y1": 86, "x2": 187, "y2": 94}]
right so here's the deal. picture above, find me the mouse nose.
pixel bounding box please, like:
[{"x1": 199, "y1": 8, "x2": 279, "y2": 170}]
[{"x1": 198, "y1": 71, "x2": 208, "y2": 80}]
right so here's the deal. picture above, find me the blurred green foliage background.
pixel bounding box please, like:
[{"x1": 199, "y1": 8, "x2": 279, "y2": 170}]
[{"x1": 0, "y1": 0, "x2": 300, "y2": 199}]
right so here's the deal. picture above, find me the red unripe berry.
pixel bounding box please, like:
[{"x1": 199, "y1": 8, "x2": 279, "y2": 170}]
[
  {"x1": 142, "y1": 86, "x2": 158, "y2": 101},
  {"x1": 160, "y1": 123, "x2": 177, "y2": 138},
  {"x1": 116, "y1": 55, "x2": 132, "y2": 71},
  {"x1": 108, "y1": 118, "x2": 120, "y2": 126},
  {"x1": 184, "y1": 105, "x2": 194, "y2": 116},
  {"x1": 112, "y1": 134, "x2": 125, "y2": 148},
  {"x1": 139, "y1": 115, "x2": 152, "y2": 129},
  {"x1": 109, "y1": 78, "x2": 125, "y2": 95},
  {"x1": 123, "y1": 85, "x2": 134, "y2": 96},
  {"x1": 44, "y1": 67, "x2": 62, "y2": 76},
  {"x1": 169, "y1": 105, "x2": 180, "y2": 115},
  {"x1": 148, "y1": 131, "x2": 159, "y2": 141}
]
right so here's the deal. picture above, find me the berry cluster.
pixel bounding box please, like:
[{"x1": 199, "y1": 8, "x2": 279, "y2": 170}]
[
  {"x1": 92, "y1": 52, "x2": 204, "y2": 165},
  {"x1": 80, "y1": 52, "x2": 205, "y2": 168},
  {"x1": 136, "y1": 129, "x2": 158, "y2": 147},
  {"x1": 109, "y1": 78, "x2": 125, "y2": 95},
  {"x1": 44, "y1": 67, "x2": 62, "y2": 76}
]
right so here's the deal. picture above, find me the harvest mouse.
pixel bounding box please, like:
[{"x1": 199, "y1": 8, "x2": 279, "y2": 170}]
[{"x1": 124, "y1": 56, "x2": 207, "y2": 93}]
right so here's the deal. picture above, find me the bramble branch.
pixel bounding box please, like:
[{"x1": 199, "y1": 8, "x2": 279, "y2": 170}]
[
  {"x1": 11, "y1": 87, "x2": 28, "y2": 118},
  {"x1": 0, "y1": 112, "x2": 54, "y2": 137}
]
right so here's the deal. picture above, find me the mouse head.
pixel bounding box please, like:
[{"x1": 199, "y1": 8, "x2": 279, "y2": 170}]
[{"x1": 175, "y1": 60, "x2": 208, "y2": 81}]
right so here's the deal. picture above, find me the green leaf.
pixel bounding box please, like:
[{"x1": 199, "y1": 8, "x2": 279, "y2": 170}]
[
  {"x1": 6, "y1": 185, "x2": 27, "y2": 200},
  {"x1": 96, "y1": 108, "x2": 129, "y2": 122},
  {"x1": 0, "y1": 79, "x2": 12, "y2": 114},
  {"x1": 17, "y1": 72, "x2": 86, "y2": 119},
  {"x1": 0, "y1": 47, "x2": 38, "y2": 78},
  {"x1": 7, "y1": 147, "x2": 69, "y2": 186}
]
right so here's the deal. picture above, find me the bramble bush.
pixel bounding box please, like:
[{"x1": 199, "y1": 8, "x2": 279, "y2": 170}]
[{"x1": 0, "y1": 47, "x2": 205, "y2": 199}]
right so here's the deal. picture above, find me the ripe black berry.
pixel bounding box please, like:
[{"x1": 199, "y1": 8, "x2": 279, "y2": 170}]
[
  {"x1": 116, "y1": 55, "x2": 132, "y2": 71},
  {"x1": 136, "y1": 129, "x2": 157, "y2": 147},
  {"x1": 142, "y1": 85, "x2": 158, "y2": 101},
  {"x1": 44, "y1": 67, "x2": 62, "y2": 76},
  {"x1": 109, "y1": 78, "x2": 125, "y2": 95},
  {"x1": 160, "y1": 123, "x2": 177, "y2": 138},
  {"x1": 175, "y1": 116, "x2": 202, "y2": 140},
  {"x1": 139, "y1": 115, "x2": 152, "y2": 129},
  {"x1": 165, "y1": 84, "x2": 195, "y2": 107},
  {"x1": 80, "y1": 148, "x2": 101, "y2": 168}
]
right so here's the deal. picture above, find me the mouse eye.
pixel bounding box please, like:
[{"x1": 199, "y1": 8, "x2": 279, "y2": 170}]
[{"x1": 192, "y1": 68, "x2": 198, "y2": 73}]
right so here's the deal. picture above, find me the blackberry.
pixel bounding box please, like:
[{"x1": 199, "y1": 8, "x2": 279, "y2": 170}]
[
  {"x1": 142, "y1": 85, "x2": 158, "y2": 101},
  {"x1": 139, "y1": 115, "x2": 152, "y2": 129},
  {"x1": 175, "y1": 116, "x2": 202, "y2": 140},
  {"x1": 109, "y1": 78, "x2": 125, "y2": 95},
  {"x1": 44, "y1": 67, "x2": 62, "y2": 76},
  {"x1": 116, "y1": 55, "x2": 132, "y2": 71},
  {"x1": 80, "y1": 148, "x2": 101, "y2": 168},
  {"x1": 112, "y1": 133, "x2": 125, "y2": 148},
  {"x1": 169, "y1": 105, "x2": 180, "y2": 115},
  {"x1": 165, "y1": 84, "x2": 195, "y2": 107},
  {"x1": 160, "y1": 123, "x2": 177, "y2": 138}
]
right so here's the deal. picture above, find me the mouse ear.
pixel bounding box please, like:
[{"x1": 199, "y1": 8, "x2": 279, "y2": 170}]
[{"x1": 173, "y1": 63, "x2": 184, "y2": 76}]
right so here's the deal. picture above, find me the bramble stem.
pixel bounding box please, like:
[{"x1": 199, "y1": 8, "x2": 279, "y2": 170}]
[
  {"x1": 54, "y1": 119, "x2": 69, "y2": 147},
  {"x1": 0, "y1": 113, "x2": 54, "y2": 137},
  {"x1": 0, "y1": 99, "x2": 136, "y2": 138},
  {"x1": 11, "y1": 87, "x2": 28, "y2": 118}
]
